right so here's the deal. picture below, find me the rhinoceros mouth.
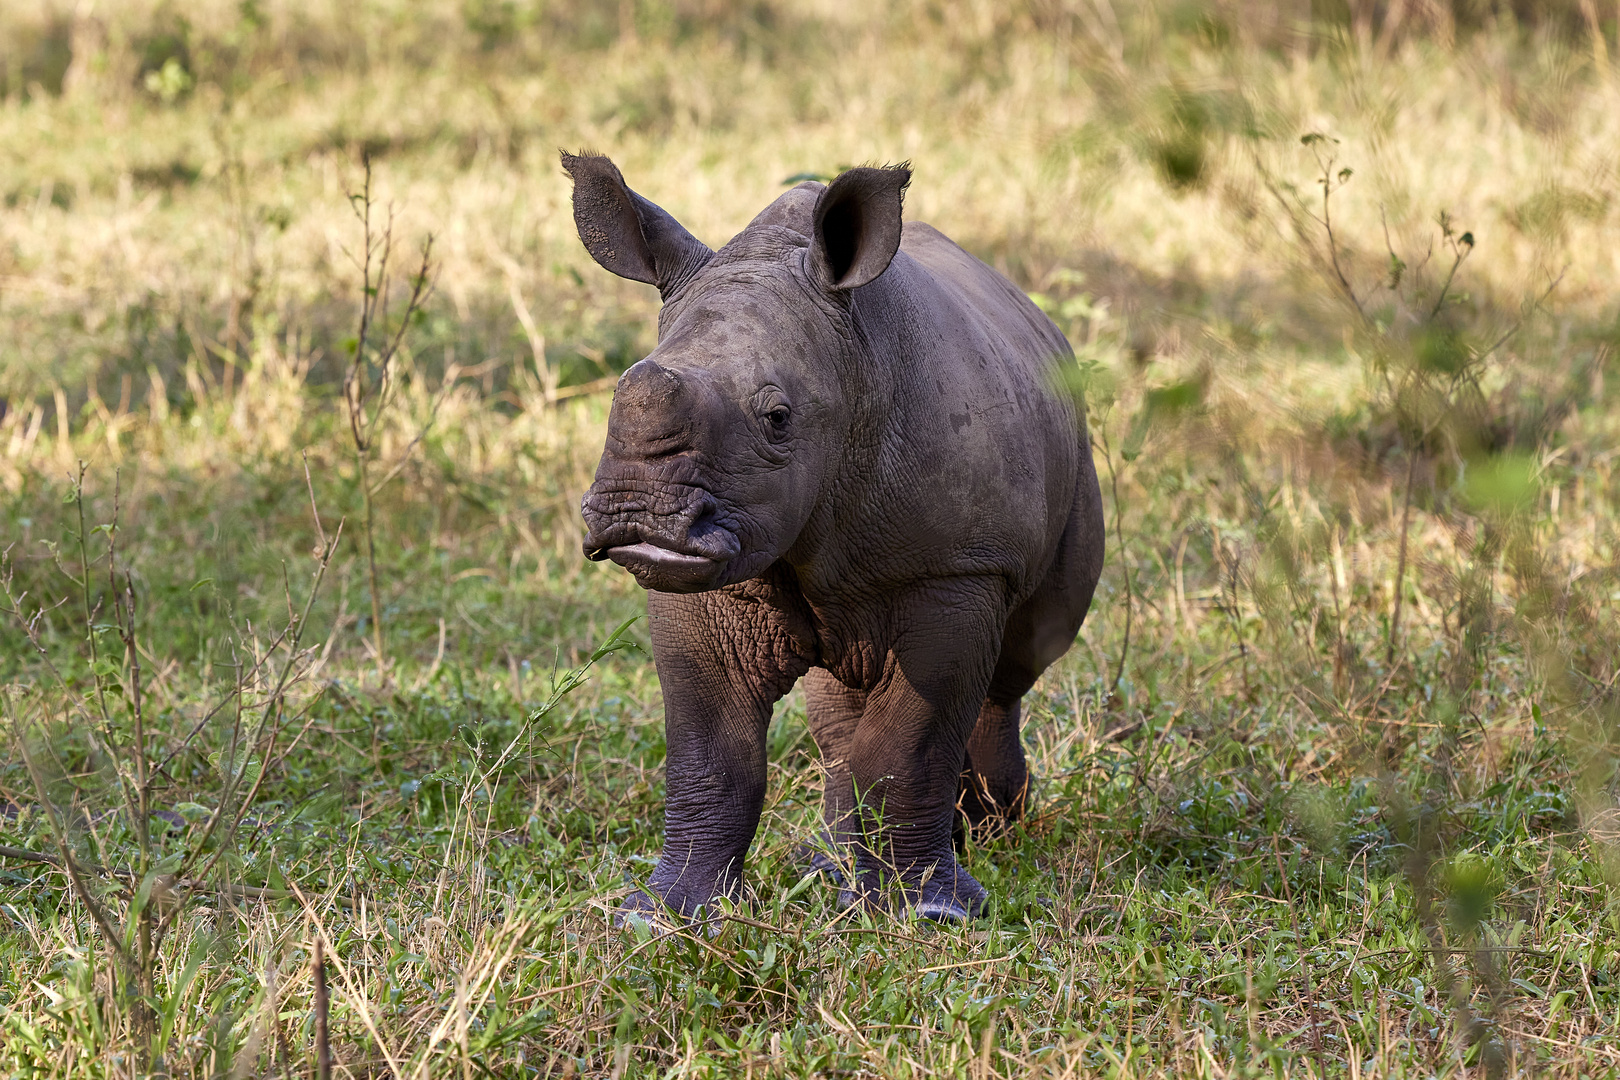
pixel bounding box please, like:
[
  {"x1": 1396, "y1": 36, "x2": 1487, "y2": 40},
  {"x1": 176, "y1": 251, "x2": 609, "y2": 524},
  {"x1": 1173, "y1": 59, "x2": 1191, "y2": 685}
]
[
  {"x1": 581, "y1": 477, "x2": 747, "y2": 592},
  {"x1": 582, "y1": 516, "x2": 743, "y2": 593},
  {"x1": 597, "y1": 542, "x2": 728, "y2": 591}
]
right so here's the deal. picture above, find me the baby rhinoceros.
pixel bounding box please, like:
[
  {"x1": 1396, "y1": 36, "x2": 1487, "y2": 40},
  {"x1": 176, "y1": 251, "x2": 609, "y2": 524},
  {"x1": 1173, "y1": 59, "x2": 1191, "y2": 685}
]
[{"x1": 568, "y1": 151, "x2": 1105, "y2": 924}]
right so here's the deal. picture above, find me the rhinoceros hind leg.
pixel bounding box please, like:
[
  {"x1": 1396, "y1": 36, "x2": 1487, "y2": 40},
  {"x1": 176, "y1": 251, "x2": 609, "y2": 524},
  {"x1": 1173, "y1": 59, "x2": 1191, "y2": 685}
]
[
  {"x1": 958, "y1": 699, "x2": 1028, "y2": 844},
  {"x1": 959, "y1": 473, "x2": 1104, "y2": 843},
  {"x1": 804, "y1": 667, "x2": 866, "y2": 880}
]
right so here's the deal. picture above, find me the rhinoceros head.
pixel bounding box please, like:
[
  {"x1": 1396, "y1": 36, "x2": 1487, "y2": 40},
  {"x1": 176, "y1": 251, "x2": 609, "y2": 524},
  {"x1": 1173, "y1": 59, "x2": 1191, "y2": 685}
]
[{"x1": 566, "y1": 151, "x2": 909, "y2": 593}]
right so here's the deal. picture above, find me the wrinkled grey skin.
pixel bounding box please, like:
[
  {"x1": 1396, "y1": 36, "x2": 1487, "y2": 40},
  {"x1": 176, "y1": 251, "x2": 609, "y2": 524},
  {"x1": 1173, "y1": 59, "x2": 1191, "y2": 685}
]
[{"x1": 567, "y1": 150, "x2": 1104, "y2": 923}]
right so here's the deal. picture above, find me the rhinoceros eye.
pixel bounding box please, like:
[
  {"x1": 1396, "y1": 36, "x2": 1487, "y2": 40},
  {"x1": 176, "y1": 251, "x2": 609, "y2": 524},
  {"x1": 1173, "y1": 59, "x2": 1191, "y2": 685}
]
[{"x1": 754, "y1": 387, "x2": 792, "y2": 444}]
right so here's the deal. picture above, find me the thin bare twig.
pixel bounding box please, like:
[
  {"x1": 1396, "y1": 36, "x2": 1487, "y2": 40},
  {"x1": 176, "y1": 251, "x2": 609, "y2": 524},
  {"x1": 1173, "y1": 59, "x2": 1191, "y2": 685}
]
[
  {"x1": 158, "y1": 520, "x2": 342, "y2": 941},
  {"x1": 341, "y1": 156, "x2": 436, "y2": 681},
  {"x1": 1092, "y1": 421, "x2": 1132, "y2": 703},
  {"x1": 1388, "y1": 447, "x2": 1420, "y2": 666},
  {"x1": 1427, "y1": 239, "x2": 1471, "y2": 322},
  {"x1": 314, "y1": 938, "x2": 333, "y2": 1080},
  {"x1": 1476, "y1": 267, "x2": 1566, "y2": 363}
]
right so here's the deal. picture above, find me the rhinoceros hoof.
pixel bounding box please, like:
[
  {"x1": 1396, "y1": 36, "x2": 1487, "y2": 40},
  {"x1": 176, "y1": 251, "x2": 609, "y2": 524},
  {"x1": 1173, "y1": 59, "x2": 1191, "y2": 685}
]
[
  {"x1": 615, "y1": 880, "x2": 741, "y2": 932},
  {"x1": 913, "y1": 865, "x2": 988, "y2": 921},
  {"x1": 838, "y1": 863, "x2": 987, "y2": 922},
  {"x1": 614, "y1": 890, "x2": 681, "y2": 935},
  {"x1": 615, "y1": 887, "x2": 733, "y2": 937},
  {"x1": 910, "y1": 895, "x2": 976, "y2": 922}
]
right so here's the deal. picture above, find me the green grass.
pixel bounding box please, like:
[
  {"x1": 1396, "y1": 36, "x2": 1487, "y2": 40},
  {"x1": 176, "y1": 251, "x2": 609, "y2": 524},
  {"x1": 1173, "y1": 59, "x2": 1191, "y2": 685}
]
[
  {"x1": 6, "y1": 625, "x2": 1619, "y2": 1076},
  {"x1": 3, "y1": 1, "x2": 1620, "y2": 1076}
]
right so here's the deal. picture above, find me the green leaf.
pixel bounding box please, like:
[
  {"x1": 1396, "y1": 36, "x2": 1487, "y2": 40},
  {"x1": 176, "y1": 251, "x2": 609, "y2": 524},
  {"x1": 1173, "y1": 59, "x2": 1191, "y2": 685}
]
[
  {"x1": 1121, "y1": 377, "x2": 1205, "y2": 462},
  {"x1": 174, "y1": 802, "x2": 212, "y2": 824},
  {"x1": 589, "y1": 617, "x2": 644, "y2": 663},
  {"x1": 388, "y1": 951, "x2": 425, "y2": 977},
  {"x1": 1059, "y1": 295, "x2": 1100, "y2": 322},
  {"x1": 208, "y1": 745, "x2": 258, "y2": 787},
  {"x1": 1463, "y1": 454, "x2": 1538, "y2": 518},
  {"x1": 784, "y1": 871, "x2": 819, "y2": 904},
  {"x1": 266, "y1": 859, "x2": 289, "y2": 895},
  {"x1": 1051, "y1": 356, "x2": 1114, "y2": 411},
  {"x1": 158, "y1": 942, "x2": 207, "y2": 1047},
  {"x1": 1144, "y1": 378, "x2": 1204, "y2": 416},
  {"x1": 614, "y1": 994, "x2": 637, "y2": 1042},
  {"x1": 1443, "y1": 852, "x2": 1503, "y2": 933},
  {"x1": 1414, "y1": 327, "x2": 1471, "y2": 374},
  {"x1": 133, "y1": 869, "x2": 160, "y2": 917}
]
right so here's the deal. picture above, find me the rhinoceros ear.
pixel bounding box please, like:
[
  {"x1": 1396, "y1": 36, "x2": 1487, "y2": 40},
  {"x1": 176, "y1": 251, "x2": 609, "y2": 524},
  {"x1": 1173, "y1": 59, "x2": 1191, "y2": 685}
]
[
  {"x1": 810, "y1": 164, "x2": 911, "y2": 292},
  {"x1": 561, "y1": 150, "x2": 713, "y2": 298}
]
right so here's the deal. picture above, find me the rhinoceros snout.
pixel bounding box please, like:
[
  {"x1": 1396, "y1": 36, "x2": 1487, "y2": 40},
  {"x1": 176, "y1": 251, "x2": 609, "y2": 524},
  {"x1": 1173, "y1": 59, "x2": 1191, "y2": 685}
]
[
  {"x1": 585, "y1": 359, "x2": 752, "y2": 591},
  {"x1": 580, "y1": 488, "x2": 737, "y2": 559}
]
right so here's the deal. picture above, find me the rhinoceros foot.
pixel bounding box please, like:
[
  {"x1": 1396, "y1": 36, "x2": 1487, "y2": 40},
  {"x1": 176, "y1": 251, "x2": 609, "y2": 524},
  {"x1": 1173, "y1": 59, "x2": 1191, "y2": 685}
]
[
  {"x1": 616, "y1": 870, "x2": 746, "y2": 937},
  {"x1": 909, "y1": 863, "x2": 989, "y2": 923},
  {"x1": 616, "y1": 890, "x2": 735, "y2": 939},
  {"x1": 838, "y1": 860, "x2": 987, "y2": 923}
]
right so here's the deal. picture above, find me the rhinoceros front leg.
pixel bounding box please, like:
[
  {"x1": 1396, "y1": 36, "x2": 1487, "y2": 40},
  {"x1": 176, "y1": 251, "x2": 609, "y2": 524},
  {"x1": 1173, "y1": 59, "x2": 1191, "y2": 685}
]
[
  {"x1": 845, "y1": 590, "x2": 1004, "y2": 921},
  {"x1": 625, "y1": 588, "x2": 808, "y2": 923}
]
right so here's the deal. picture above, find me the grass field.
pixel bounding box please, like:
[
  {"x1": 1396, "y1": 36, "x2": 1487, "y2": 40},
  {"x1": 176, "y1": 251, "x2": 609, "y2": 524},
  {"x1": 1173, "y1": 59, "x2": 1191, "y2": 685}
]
[{"x1": 3, "y1": 1, "x2": 1620, "y2": 1075}]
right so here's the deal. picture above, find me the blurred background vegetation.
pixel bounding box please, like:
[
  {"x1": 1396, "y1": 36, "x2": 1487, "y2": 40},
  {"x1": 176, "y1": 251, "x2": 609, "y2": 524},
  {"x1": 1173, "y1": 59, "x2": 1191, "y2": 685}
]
[{"x1": 2, "y1": 1, "x2": 1620, "y2": 1076}]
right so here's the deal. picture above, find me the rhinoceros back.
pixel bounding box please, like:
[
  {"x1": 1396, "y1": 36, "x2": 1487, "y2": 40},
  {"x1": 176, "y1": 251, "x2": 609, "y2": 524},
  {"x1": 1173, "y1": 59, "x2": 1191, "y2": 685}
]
[{"x1": 841, "y1": 220, "x2": 1083, "y2": 596}]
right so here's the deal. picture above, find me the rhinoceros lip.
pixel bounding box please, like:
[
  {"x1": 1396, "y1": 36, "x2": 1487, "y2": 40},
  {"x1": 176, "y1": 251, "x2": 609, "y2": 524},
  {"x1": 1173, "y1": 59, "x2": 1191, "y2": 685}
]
[{"x1": 600, "y1": 542, "x2": 728, "y2": 590}]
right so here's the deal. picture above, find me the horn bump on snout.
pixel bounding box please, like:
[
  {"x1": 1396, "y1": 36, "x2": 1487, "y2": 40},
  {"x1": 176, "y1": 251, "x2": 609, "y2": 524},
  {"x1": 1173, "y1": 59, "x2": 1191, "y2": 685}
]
[
  {"x1": 615, "y1": 358, "x2": 683, "y2": 410},
  {"x1": 604, "y1": 357, "x2": 722, "y2": 462}
]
